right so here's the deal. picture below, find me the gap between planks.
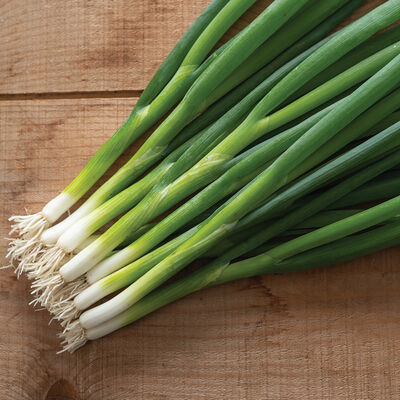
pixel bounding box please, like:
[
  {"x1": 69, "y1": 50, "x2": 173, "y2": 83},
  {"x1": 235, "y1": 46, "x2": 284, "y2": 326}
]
[{"x1": 0, "y1": 90, "x2": 144, "y2": 101}]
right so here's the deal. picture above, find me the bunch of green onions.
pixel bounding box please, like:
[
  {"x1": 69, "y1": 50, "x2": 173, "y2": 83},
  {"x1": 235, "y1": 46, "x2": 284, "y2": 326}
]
[{"x1": 5, "y1": 0, "x2": 400, "y2": 353}]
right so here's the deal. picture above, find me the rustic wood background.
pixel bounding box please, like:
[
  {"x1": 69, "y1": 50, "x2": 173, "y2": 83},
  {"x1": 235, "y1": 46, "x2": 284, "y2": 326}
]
[{"x1": 1, "y1": 0, "x2": 399, "y2": 399}]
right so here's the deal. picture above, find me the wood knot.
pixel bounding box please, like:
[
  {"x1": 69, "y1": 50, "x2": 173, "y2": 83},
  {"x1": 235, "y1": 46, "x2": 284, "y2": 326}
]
[{"x1": 46, "y1": 379, "x2": 79, "y2": 400}]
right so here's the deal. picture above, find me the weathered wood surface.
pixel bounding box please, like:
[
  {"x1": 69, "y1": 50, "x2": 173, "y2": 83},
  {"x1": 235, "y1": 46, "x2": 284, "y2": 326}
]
[
  {"x1": 1, "y1": 0, "x2": 399, "y2": 399},
  {"x1": 0, "y1": 0, "x2": 382, "y2": 94}
]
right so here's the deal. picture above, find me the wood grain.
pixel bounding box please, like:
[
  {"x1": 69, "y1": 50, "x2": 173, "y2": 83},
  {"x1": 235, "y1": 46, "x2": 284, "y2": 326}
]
[
  {"x1": 0, "y1": 0, "x2": 208, "y2": 94},
  {"x1": 0, "y1": 0, "x2": 383, "y2": 96},
  {"x1": 1, "y1": 0, "x2": 400, "y2": 399}
]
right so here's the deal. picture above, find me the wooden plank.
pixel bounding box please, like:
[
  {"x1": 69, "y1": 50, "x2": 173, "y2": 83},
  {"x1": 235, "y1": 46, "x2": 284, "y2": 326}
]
[
  {"x1": 0, "y1": 0, "x2": 383, "y2": 95},
  {"x1": 0, "y1": 0, "x2": 208, "y2": 94},
  {"x1": 1, "y1": 99, "x2": 400, "y2": 399}
]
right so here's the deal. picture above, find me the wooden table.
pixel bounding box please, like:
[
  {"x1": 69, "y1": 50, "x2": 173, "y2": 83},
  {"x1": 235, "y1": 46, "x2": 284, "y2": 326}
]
[{"x1": 1, "y1": 1, "x2": 399, "y2": 398}]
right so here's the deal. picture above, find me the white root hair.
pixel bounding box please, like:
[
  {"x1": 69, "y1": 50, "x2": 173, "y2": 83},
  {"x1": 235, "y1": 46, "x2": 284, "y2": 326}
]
[
  {"x1": 57, "y1": 320, "x2": 87, "y2": 353},
  {"x1": 6, "y1": 212, "x2": 50, "y2": 277},
  {"x1": 47, "y1": 278, "x2": 89, "y2": 327},
  {"x1": 30, "y1": 273, "x2": 64, "y2": 309},
  {"x1": 9, "y1": 212, "x2": 49, "y2": 238},
  {"x1": 27, "y1": 246, "x2": 68, "y2": 281},
  {"x1": 6, "y1": 240, "x2": 45, "y2": 277},
  {"x1": 49, "y1": 300, "x2": 81, "y2": 328},
  {"x1": 8, "y1": 211, "x2": 91, "y2": 354}
]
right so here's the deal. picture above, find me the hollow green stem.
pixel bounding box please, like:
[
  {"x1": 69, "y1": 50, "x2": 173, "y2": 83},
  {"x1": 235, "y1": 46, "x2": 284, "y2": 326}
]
[
  {"x1": 88, "y1": 57, "x2": 400, "y2": 308},
  {"x1": 79, "y1": 124, "x2": 400, "y2": 320},
  {"x1": 36, "y1": 0, "x2": 232, "y2": 222},
  {"x1": 62, "y1": 53, "x2": 400, "y2": 280},
  {"x1": 85, "y1": 211, "x2": 400, "y2": 340},
  {"x1": 42, "y1": 0, "x2": 310, "y2": 242}
]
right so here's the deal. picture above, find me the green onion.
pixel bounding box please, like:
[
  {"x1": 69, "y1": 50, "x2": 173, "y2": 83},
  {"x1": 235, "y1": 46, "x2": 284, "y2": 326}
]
[
  {"x1": 84, "y1": 85, "x2": 400, "y2": 286},
  {"x1": 8, "y1": 0, "x2": 233, "y2": 232},
  {"x1": 67, "y1": 209, "x2": 362, "y2": 318},
  {"x1": 51, "y1": 99, "x2": 399, "y2": 326},
  {"x1": 75, "y1": 207, "x2": 359, "y2": 314},
  {"x1": 44, "y1": 23, "x2": 341, "y2": 257},
  {"x1": 80, "y1": 201, "x2": 400, "y2": 347},
  {"x1": 58, "y1": 39, "x2": 400, "y2": 286},
  {"x1": 84, "y1": 100, "x2": 341, "y2": 285},
  {"x1": 206, "y1": 209, "x2": 363, "y2": 257},
  {"x1": 25, "y1": 4, "x2": 395, "y2": 286},
  {"x1": 359, "y1": 110, "x2": 400, "y2": 139},
  {"x1": 8, "y1": 0, "x2": 262, "y2": 272},
  {"x1": 220, "y1": 196, "x2": 400, "y2": 281},
  {"x1": 287, "y1": 23, "x2": 400, "y2": 102},
  {"x1": 335, "y1": 170, "x2": 400, "y2": 207},
  {"x1": 25, "y1": 0, "x2": 317, "y2": 294},
  {"x1": 7, "y1": 0, "x2": 400, "y2": 354},
  {"x1": 75, "y1": 122, "x2": 400, "y2": 317},
  {"x1": 38, "y1": 0, "x2": 310, "y2": 246},
  {"x1": 75, "y1": 54, "x2": 400, "y2": 322},
  {"x1": 174, "y1": 0, "x2": 367, "y2": 150},
  {"x1": 48, "y1": 95, "x2": 373, "y2": 321},
  {"x1": 211, "y1": 150, "x2": 400, "y2": 270},
  {"x1": 203, "y1": 0, "x2": 357, "y2": 108},
  {"x1": 235, "y1": 121, "x2": 400, "y2": 234},
  {"x1": 135, "y1": 220, "x2": 400, "y2": 323}
]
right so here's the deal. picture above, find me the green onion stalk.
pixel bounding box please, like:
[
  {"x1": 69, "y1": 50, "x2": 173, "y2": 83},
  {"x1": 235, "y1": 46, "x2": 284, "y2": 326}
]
[
  {"x1": 102, "y1": 128, "x2": 400, "y2": 266},
  {"x1": 65, "y1": 199, "x2": 400, "y2": 352},
  {"x1": 242, "y1": 165, "x2": 400, "y2": 243},
  {"x1": 6, "y1": 0, "x2": 255, "y2": 271},
  {"x1": 49, "y1": 95, "x2": 400, "y2": 326},
  {"x1": 358, "y1": 111, "x2": 400, "y2": 139},
  {"x1": 7, "y1": 0, "x2": 232, "y2": 239},
  {"x1": 43, "y1": 36, "x2": 389, "y2": 279},
  {"x1": 39, "y1": 0, "x2": 320, "y2": 247},
  {"x1": 201, "y1": 0, "x2": 357, "y2": 109},
  {"x1": 169, "y1": 109, "x2": 400, "y2": 229},
  {"x1": 36, "y1": 91, "x2": 357, "y2": 321},
  {"x1": 24, "y1": 57, "x2": 353, "y2": 286},
  {"x1": 42, "y1": 0, "x2": 328, "y2": 243},
  {"x1": 208, "y1": 209, "x2": 363, "y2": 256},
  {"x1": 27, "y1": 0, "x2": 357, "y2": 271},
  {"x1": 13, "y1": 2, "x2": 384, "y2": 281},
  {"x1": 286, "y1": 23, "x2": 400, "y2": 104},
  {"x1": 69, "y1": 121, "x2": 400, "y2": 324},
  {"x1": 206, "y1": 150, "x2": 400, "y2": 264},
  {"x1": 237, "y1": 111, "x2": 400, "y2": 227},
  {"x1": 101, "y1": 218, "x2": 400, "y2": 344},
  {"x1": 335, "y1": 170, "x2": 400, "y2": 207},
  {"x1": 52, "y1": 209, "x2": 362, "y2": 326},
  {"x1": 80, "y1": 86, "x2": 400, "y2": 287},
  {"x1": 51, "y1": 114, "x2": 400, "y2": 327},
  {"x1": 56, "y1": 2, "x2": 400, "y2": 289},
  {"x1": 11, "y1": 0, "x2": 302, "y2": 270},
  {"x1": 80, "y1": 183, "x2": 398, "y2": 329},
  {"x1": 44, "y1": 99, "x2": 342, "y2": 321},
  {"x1": 184, "y1": 0, "x2": 369, "y2": 152},
  {"x1": 34, "y1": 44, "x2": 395, "y2": 312},
  {"x1": 19, "y1": 2, "x2": 368, "y2": 296},
  {"x1": 41, "y1": 2, "x2": 399, "y2": 270},
  {"x1": 35, "y1": 26, "x2": 343, "y2": 268},
  {"x1": 80, "y1": 168, "x2": 400, "y2": 331},
  {"x1": 35, "y1": 99, "x2": 341, "y2": 319},
  {"x1": 114, "y1": 107, "x2": 400, "y2": 258},
  {"x1": 68, "y1": 51, "x2": 400, "y2": 337},
  {"x1": 231, "y1": 128, "x2": 400, "y2": 236},
  {"x1": 22, "y1": 0, "x2": 314, "y2": 282}
]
